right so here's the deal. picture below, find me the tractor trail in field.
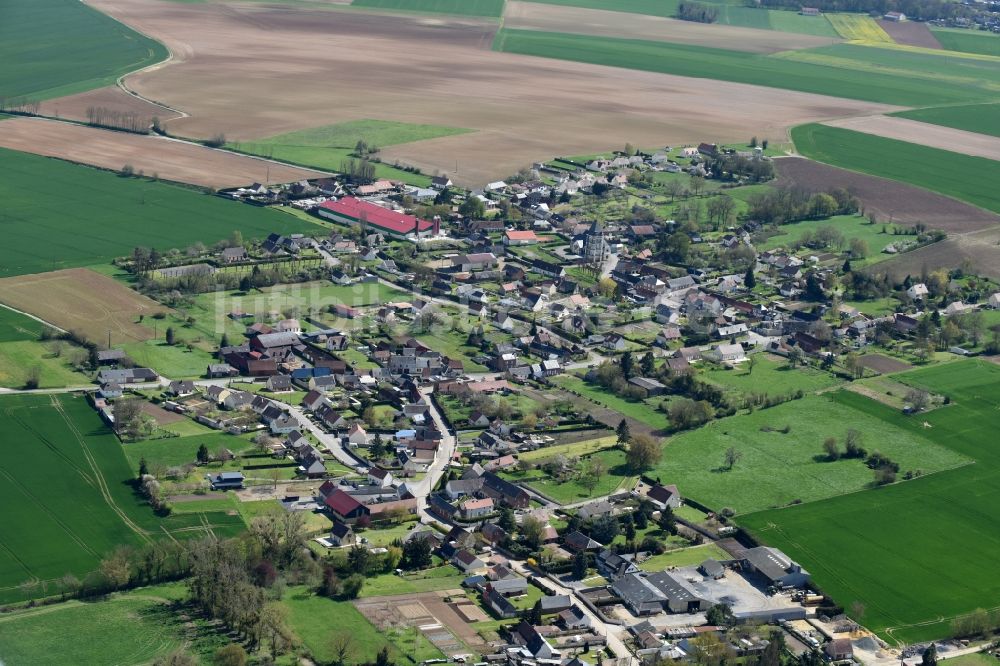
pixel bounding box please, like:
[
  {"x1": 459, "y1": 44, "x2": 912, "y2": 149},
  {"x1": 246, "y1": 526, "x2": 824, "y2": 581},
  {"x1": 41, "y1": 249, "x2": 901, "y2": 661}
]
[{"x1": 49, "y1": 395, "x2": 154, "y2": 545}]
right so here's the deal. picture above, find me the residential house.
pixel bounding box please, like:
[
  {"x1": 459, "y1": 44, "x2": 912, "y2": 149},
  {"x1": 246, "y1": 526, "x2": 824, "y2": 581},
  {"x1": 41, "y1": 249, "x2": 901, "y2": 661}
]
[
  {"x1": 329, "y1": 522, "x2": 356, "y2": 547},
  {"x1": 646, "y1": 483, "x2": 682, "y2": 510}
]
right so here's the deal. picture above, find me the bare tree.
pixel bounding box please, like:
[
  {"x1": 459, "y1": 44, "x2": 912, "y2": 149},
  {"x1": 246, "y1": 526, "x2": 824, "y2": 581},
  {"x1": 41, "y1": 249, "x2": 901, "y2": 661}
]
[{"x1": 723, "y1": 446, "x2": 742, "y2": 471}]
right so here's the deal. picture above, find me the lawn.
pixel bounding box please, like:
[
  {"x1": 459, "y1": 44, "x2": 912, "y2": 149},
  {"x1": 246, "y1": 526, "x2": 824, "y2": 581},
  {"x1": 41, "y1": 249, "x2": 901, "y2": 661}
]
[
  {"x1": 518, "y1": 435, "x2": 617, "y2": 462},
  {"x1": 502, "y1": 448, "x2": 635, "y2": 504},
  {"x1": 0, "y1": 339, "x2": 90, "y2": 388},
  {"x1": 638, "y1": 543, "x2": 731, "y2": 571},
  {"x1": 122, "y1": 432, "x2": 255, "y2": 471},
  {"x1": 0, "y1": 0, "x2": 167, "y2": 101},
  {"x1": 493, "y1": 29, "x2": 998, "y2": 106},
  {"x1": 360, "y1": 566, "x2": 467, "y2": 597},
  {"x1": 741, "y1": 361, "x2": 1000, "y2": 643},
  {"x1": 231, "y1": 119, "x2": 471, "y2": 187},
  {"x1": 0, "y1": 394, "x2": 245, "y2": 602},
  {"x1": 759, "y1": 213, "x2": 900, "y2": 261},
  {"x1": 932, "y1": 27, "x2": 1000, "y2": 57},
  {"x1": 351, "y1": 0, "x2": 505, "y2": 17},
  {"x1": 552, "y1": 374, "x2": 671, "y2": 431},
  {"x1": 891, "y1": 102, "x2": 1000, "y2": 139},
  {"x1": 649, "y1": 392, "x2": 968, "y2": 515},
  {"x1": 415, "y1": 330, "x2": 490, "y2": 372},
  {"x1": 792, "y1": 123, "x2": 1000, "y2": 215},
  {"x1": 283, "y1": 587, "x2": 442, "y2": 663},
  {"x1": 0, "y1": 148, "x2": 317, "y2": 278},
  {"x1": 700, "y1": 354, "x2": 842, "y2": 400}
]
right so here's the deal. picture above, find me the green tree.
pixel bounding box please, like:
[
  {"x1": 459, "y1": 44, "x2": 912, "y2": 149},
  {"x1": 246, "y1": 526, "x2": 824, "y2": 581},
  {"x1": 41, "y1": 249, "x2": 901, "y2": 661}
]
[
  {"x1": 572, "y1": 551, "x2": 588, "y2": 580},
  {"x1": 616, "y1": 419, "x2": 631, "y2": 447},
  {"x1": 347, "y1": 545, "x2": 372, "y2": 575},
  {"x1": 138, "y1": 457, "x2": 149, "y2": 479},
  {"x1": 921, "y1": 644, "x2": 937, "y2": 666},
  {"x1": 213, "y1": 644, "x2": 248, "y2": 666},
  {"x1": 626, "y1": 434, "x2": 662, "y2": 472},
  {"x1": 165, "y1": 326, "x2": 175, "y2": 345},
  {"x1": 197, "y1": 444, "x2": 209, "y2": 464},
  {"x1": 658, "y1": 506, "x2": 676, "y2": 534},
  {"x1": 743, "y1": 266, "x2": 756, "y2": 290},
  {"x1": 705, "y1": 603, "x2": 734, "y2": 627},
  {"x1": 498, "y1": 505, "x2": 516, "y2": 532},
  {"x1": 459, "y1": 196, "x2": 486, "y2": 219},
  {"x1": 402, "y1": 538, "x2": 432, "y2": 569}
]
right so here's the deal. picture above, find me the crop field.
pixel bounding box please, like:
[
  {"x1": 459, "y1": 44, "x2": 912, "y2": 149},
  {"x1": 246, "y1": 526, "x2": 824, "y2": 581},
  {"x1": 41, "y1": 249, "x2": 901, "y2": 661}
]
[
  {"x1": 352, "y1": 0, "x2": 506, "y2": 17},
  {"x1": 700, "y1": 354, "x2": 842, "y2": 399},
  {"x1": 517, "y1": 0, "x2": 840, "y2": 35},
  {"x1": 0, "y1": 118, "x2": 328, "y2": 189},
  {"x1": 0, "y1": 0, "x2": 167, "y2": 101},
  {"x1": 494, "y1": 29, "x2": 995, "y2": 106},
  {"x1": 932, "y1": 27, "x2": 1000, "y2": 57},
  {"x1": 892, "y1": 102, "x2": 1000, "y2": 139},
  {"x1": 0, "y1": 268, "x2": 166, "y2": 345},
  {"x1": 792, "y1": 124, "x2": 1000, "y2": 215},
  {"x1": 826, "y1": 14, "x2": 892, "y2": 43},
  {"x1": 0, "y1": 394, "x2": 244, "y2": 602},
  {"x1": 78, "y1": 0, "x2": 885, "y2": 186},
  {"x1": 877, "y1": 19, "x2": 941, "y2": 49},
  {"x1": 822, "y1": 115, "x2": 1000, "y2": 162},
  {"x1": 742, "y1": 363, "x2": 1000, "y2": 643},
  {"x1": 232, "y1": 119, "x2": 471, "y2": 187},
  {"x1": 503, "y1": 1, "x2": 840, "y2": 53},
  {"x1": 650, "y1": 392, "x2": 968, "y2": 515},
  {"x1": 772, "y1": 157, "x2": 1000, "y2": 233},
  {"x1": 0, "y1": 148, "x2": 316, "y2": 278}
]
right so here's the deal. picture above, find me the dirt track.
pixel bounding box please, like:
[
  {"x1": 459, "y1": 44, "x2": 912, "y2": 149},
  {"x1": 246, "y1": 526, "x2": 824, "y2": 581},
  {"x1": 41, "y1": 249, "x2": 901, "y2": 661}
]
[
  {"x1": 38, "y1": 85, "x2": 182, "y2": 127},
  {"x1": 0, "y1": 117, "x2": 327, "y2": 188},
  {"x1": 504, "y1": 1, "x2": 841, "y2": 53},
  {"x1": 822, "y1": 115, "x2": 1000, "y2": 162},
  {"x1": 773, "y1": 157, "x2": 1000, "y2": 233},
  {"x1": 76, "y1": 0, "x2": 893, "y2": 186}
]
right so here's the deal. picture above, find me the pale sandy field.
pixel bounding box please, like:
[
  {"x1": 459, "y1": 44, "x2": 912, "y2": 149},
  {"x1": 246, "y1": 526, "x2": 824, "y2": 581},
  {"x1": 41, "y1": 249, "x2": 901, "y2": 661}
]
[{"x1": 822, "y1": 115, "x2": 1000, "y2": 162}]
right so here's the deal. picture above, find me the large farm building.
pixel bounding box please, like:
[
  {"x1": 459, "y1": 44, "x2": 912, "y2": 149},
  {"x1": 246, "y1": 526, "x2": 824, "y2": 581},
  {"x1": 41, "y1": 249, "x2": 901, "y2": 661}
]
[{"x1": 317, "y1": 197, "x2": 438, "y2": 240}]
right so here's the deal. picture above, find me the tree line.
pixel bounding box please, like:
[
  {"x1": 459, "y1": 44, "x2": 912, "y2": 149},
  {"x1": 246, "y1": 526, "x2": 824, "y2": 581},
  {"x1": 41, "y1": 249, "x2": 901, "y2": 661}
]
[
  {"x1": 677, "y1": 1, "x2": 719, "y2": 22},
  {"x1": 85, "y1": 106, "x2": 150, "y2": 134}
]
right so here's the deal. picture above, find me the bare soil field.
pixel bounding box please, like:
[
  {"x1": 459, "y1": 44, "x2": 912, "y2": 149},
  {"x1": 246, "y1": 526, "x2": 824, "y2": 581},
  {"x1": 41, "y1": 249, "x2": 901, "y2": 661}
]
[
  {"x1": 0, "y1": 268, "x2": 167, "y2": 344},
  {"x1": 870, "y1": 225, "x2": 1000, "y2": 280},
  {"x1": 773, "y1": 157, "x2": 1000, "y2": 233},
  {"x1": 877, "y1": 19, "x2": 941, "y2": 48},
  {"x1": 503, "y1": 1, "x2": 840, "y2": 53},
  {"x1": 355, "y1": 591, "x2": 488, "y2": 651},
  {"x1": 0, "y1": 117, "x2": 326, "y2": 188},
  {"x1": 140, "y1": 401, "x2": 186, "y2": 425},
  {"x1": 76, "y1": 0, "x2": 892, "y2": 186},
  {"x1": 38, "y1": 85, "x2": 182, "y2": 126},
  {"x1": 859, "y1": 354, "x2": 912, "y2": 373},
  {"x1": 822, "y1": 115, "x2": 1000, "y2": 161}
]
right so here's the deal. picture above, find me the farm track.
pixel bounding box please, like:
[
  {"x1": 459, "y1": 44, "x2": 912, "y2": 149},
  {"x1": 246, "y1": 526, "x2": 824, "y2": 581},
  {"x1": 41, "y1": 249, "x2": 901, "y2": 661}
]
[{"x1": 49, "y1": 395, "x2": 154, "y2": 545}]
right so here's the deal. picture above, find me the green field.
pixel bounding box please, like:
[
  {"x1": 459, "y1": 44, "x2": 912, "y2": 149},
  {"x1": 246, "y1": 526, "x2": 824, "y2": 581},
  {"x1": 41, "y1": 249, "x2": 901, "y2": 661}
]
[
  {"x1": 0, "y1": 148, "x2": 317, "y2": 278},
  {"x1": 502, "y1": 448, "x2": 635, "y2": 504},
  {"x1": 932, "y1": 27, "x2": 1000, "y2": 57},
  {"x1": 792, "y1": 123, "x2": 1000, "y2": 214},
  {"x1": 283, "y1": 587, "x2": 443, "y2": 664},
  {"x1": 122, "y1": 432, "x2": 254, "y2": 471},
  {"x1": 741, "y1": 361, "x2": 1000, "y2": 643},
  {"x1": 519, "y1": 0, "x2": 839, "y2": 35},
  {"x1": 360, "y1": 566, "x2": 468, "y2": 597},
  {"x1": 650, "y1": 392, "x2": 968, "y2": 515},
  {"x1": 638, "y1": 542, "x2": 731, "y2": 571},
  {"x1": 232, "y1": 119, "x2": 472, "y2": 187},
  {"x1": 0, "y1": 306, "x2": 90, "y2": 388},
  {"x1": 351, "y1": 0, "x2": 505, "y2": 16},
  {"x1": 891, "y1": 102, "x2": 1000, "y2": 139},
  {"x1": 552, "y1": 374, "x2": 672, "y2": 431},
  {"x1": 759, "y1": 213, "x2": 900, "y2": 261},
  {"x1": 0, "y1": 394, "x2": 245, "y2": 602},
  {"x1": 701, "y1": 354, "x2": 842, "y2": 399},
  {"x1": 0, "y1": 0, "x2": 167, "y2": 101},
  {"x1": 493, "y1": 29, "x2": 999, "y2": 106}
]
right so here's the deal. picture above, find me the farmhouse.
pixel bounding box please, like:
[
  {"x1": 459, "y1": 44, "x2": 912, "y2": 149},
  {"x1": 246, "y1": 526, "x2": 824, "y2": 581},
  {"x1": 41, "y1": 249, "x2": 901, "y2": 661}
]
[
  {"x1": 317, "y1": 197, "x2": 438, "y2": 240},
  {"x1": 740, "y1": 546, "x2": 809, "y2": 588},
  {"x1": 207, "y1": 471, "x2": 245, "y2": 490}
]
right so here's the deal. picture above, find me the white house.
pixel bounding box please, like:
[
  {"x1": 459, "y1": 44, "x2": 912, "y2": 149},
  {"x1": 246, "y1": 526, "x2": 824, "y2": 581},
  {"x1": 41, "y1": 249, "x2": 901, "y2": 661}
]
[
  {"x1": 704, "y1": 343, "x2": 746, "y2": 364},
  {"x1": 347, "y1": 423, "x2": 369, "y2": 447},
  {"x1": 906, "y1": 283, "x2": 929, "y2": 300}
]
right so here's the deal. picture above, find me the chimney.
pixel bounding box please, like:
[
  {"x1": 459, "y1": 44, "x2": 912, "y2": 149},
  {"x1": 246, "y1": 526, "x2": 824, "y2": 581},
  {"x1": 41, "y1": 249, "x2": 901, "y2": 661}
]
[{"x1": 433, "y1": 215, "x2": 441, "y2": 236}]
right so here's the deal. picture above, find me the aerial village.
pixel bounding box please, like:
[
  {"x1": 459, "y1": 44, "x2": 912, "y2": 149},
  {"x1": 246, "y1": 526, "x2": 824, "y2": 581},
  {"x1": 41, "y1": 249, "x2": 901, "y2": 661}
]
[{"x1": 88, "y1": 141, "x2": 997, "y2": 666}]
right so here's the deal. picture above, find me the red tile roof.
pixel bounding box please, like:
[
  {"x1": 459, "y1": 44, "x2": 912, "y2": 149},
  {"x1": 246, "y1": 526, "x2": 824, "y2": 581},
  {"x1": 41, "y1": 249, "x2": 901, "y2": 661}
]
[
  {"x1": 324, "y1": 489, "x2": 366, "y2": 517},
  {"x1": 319, "y1": 197, "x2": 432, "y2": 235}
]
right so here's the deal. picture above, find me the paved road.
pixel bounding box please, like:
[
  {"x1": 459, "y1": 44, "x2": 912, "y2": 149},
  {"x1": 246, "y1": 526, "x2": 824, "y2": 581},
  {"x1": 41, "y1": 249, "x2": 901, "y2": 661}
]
[{"x1": 413, "y1": 387, "x2": 458, "y2": 519}]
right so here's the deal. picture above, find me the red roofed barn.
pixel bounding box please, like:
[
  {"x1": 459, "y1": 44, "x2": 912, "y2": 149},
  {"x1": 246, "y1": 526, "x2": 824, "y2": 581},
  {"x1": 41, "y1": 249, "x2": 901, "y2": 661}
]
[{"x1": 318, "y1": 197, "x2": 438, "y2": 239}]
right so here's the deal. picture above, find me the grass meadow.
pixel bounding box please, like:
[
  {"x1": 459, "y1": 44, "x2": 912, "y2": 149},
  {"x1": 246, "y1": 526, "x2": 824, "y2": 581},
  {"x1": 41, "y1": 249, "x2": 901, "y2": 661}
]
[
  {"x1": 932, "y1": 27, "x2": 1000, "y2": 57},
  {"x1": 650, "y1": 392, "x2": 968, "y2": 515},
  {"x1": 501, "y1": 448, "x2": 635, "y2": 503},
  {"x1": 493, "y1": 29, "x2": 999, "y2": 106},
  {"x1": 0, "y1": 306, "x2": 90, "y2": 388},
  {"x1": 0, "y1": 148, "x2": 317, "y2": 278},
  {"x1": 0, "y1": 0, "x2": 167, "y2": 101},
  {"x1": 699, "y1": 354, "x2": 842, "y2": 400},
  {"x1": 0, "y1": 394, "x2": 244, "y2": 602},
  {"x1": 792, "y1": 123, "x2": 1000, "y2": 214},
  {"x1": 759, "y1": 213, "x2": 901, "y2": 264},
  {"x1": 892, "y1": 102, "x2": 1000, "y2": 138},
  {"x1": 741, "y1": 361, "x2": 1000, "y2": 643},
  {"x1": 351, "y1": 0, "x2": 506, "y2": 16},
  {"x1": 552, "y1": 374, "x2": 672, "y2": 431}
]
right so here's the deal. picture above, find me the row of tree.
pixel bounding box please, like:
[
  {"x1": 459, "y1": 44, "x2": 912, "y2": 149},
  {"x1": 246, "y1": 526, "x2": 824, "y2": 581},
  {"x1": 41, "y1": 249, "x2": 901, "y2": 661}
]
[{"x1": 85, "y1": 106, "x2": 150, "y2": 134}]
